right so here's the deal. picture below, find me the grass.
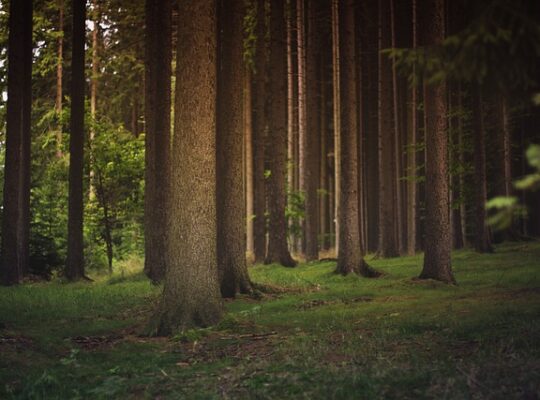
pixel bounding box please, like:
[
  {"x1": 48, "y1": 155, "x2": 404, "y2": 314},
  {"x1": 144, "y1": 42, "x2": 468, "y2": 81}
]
[{"x1": 0, "y1": 242, "x2": 539, "y2": 399}]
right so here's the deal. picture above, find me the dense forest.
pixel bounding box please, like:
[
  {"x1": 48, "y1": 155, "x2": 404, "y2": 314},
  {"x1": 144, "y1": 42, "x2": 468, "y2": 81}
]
[{"x1": 1, "y1": 0, "x2": 540, "y2": 397}]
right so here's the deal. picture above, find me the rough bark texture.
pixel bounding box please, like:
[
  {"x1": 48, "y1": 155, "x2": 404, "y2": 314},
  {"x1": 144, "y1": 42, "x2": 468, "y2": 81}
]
[
  {"x1": 331, "y1": 0, "x2": 341, "y2": 253},
  {"x1": 1, "y1": 0, "x2": 32, "y2": 285},
  {"x1": 157, "y1": 0, "x2": 222, "y2": 334},
  {"x1": 265, "y1": 0, "x2": 297, "y2": 267},
  {"x1": 245, "y1": 67, "x2": 255, "y2": 259},
  {"x1": 66, "y1": 0, "x2": 86, "y2": 281},
  {"x1": 252, "y1": 0, "x2": 268, "y2": 263},
  {"x1": 217, "y1": 0, "x2": 252, "y2": 298},
  {"x1": 418, "y1": 0, "x2": 455, "y2": 284},
  {"x1": 335, "y1": 0, "x2": 379, "y2": 278},
  {"x1": 472, "y1": 87, "x2": 493, "y2": 253},
  {"x1": 304, "y1": 0, "x2": 321, "y2": 261},
  {"x1": 377, "y1": 0, "x2": 398, "y2": 258},
  {"x1": 89, "y1": 0, "x2": 100, "y2": 201},
  {"x1": 297, "y1": 0, "x2": 307, "y2": 254},
  {"x1": 144, "y1": 0, "x2": 172, "y2": 283}
]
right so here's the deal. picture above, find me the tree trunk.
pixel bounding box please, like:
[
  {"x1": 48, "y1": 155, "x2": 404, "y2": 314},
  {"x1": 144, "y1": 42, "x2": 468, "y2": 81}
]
[
  {"x1": 245, "y1": 67, "x2": 255, "y2": 261},
  {"x1": 449, "y1": 86, "x2": 464, "y2": 249},
  {"x1": 297, "y1": 0, "x2": 307, "y2": 255},
  {"x1": 252, "y1": 0, "x2": 268, "y2": 263},
  {"x1": 331, "y1": 0, "x2": 340, "y2": 253},
  {"x1": 286, "y1": 0, "x2": 296, "y2": 252},
  {"x1": 377, "y1": 0, "x2": 398, "y2": 258},
  {"x1": 66, "y1": 0, "x2": 86, "y2": 281},
  {"x1": 265, "y1": 0, "x2": 297, "y2": 267},
  {"x1": 472, "y1": 86, "x2": 493, "y2": 253},
  {"x1": 1, "y1": 0, "x2": 32, "y2": 285},
  {"x1": 89, "y1": 0, "x2": 99, "y2": 201},
  {"x1": 304, "y1": 0, "x2": 320, "y2": 261},
  {"x1": 217, "y1": 0, "x2": 252, "y2": 298},
  {"x1": 56, "y1": 0, "x2": 64, "y2": 158},
  {"x1": 335, "y1": 0, "x2": 379, "y2": 277},
  {"x1": 319, "y1": 61, "x2": 329, "y2": 251},
  {"x1": 418, "y1": 0, "x2": 455, "y2": 284},
  {"x1": 157, "y1": 0, "x2": 222, "y2": 334},
  {"x1": 144, "y1": 0, "x2": 172, "y2": 283}
]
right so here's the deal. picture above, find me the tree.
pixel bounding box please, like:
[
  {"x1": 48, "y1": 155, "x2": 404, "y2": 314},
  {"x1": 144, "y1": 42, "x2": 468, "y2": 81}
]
[
  {"x1": 66, "y1": 0, "x2": 86, "y2": 281},
  {"x1": 377, "y1": 0, "x2": 398, "y2": 258},
  {"x1": 335, "y1": 0, "x2": 379, "y2": 277},
  {"x1": 144, "y1": 0, "x2": 172, "y2": 283},
  {"x1": 418, "y1": 0, "x2": 455, "y2": 284},
  {"x1": 265, "y1": 0, "x2": 297, "y2": 267},
  {"x1": 217, "y1": 0, "x2": 252, "y2": 297},
  {"x1": 55, "y1": 0, "x2": 64, "y2": 158},
  {"x1": 156, "y1": 0, "x2": 222, "y2": 334},
  {"x1": 1, "y1": 0, "x2": 33, "y2": 285}
]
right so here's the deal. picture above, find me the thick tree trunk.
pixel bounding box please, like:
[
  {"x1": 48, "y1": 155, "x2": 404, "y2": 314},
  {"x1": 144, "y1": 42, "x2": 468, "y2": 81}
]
[
  {"x1": 472, "y1": 87, "x2": 494, "y2": 253},
  {"x1": 265, "y1": 0, "x2": 297, "y2": 267},
  {"x1": 157, "y1": 0, "x2": 222, "y2": 334},
  {"x1": 66, "y1": 0, "x2": 86, "y2": 281},
  {"x1": 253, "y1": 0, "x2": 268, "y2": 263},
  {"x1": 377, "y1": 0, "x2": 398, "y2": 258},
  {"x1": 56, "y1": 0, "x2": 64, "y2": 158},
  {"x1": 1, "y1": 0, "x2": 32, "y2": 285},
  {"x1": 335, "y1": 0, "x2": 379, "y2": 277},
  {"x1": 304, "y1": 0, "x2": 320, "y2": 261},
  {"x1": 418, "y1": 0, "x2": 454, "y2": 284},
  {"x1": 217, "y1": 0, "x2": 252, "y2": 298},
  {"x1": 144, "y1": 0, "x2": 172, "y2": 283}
]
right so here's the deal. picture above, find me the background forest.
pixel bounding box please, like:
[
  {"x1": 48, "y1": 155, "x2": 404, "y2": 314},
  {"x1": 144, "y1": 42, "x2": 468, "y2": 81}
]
[{"x1": 0, "y1": 0, "x2": 540, "y2": 398}]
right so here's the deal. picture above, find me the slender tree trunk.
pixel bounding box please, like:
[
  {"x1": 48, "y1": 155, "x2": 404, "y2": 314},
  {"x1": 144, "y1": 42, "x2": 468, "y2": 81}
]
[
  {"x1": 377, "y1": 0, "x2": 398, "y2": 258},
  {"x1": 335, "y1": 0, "x2": 379, "y2": 277},
  {"x1": 457, "y1": 87, "x2": 468, "y2": 246},
  {"x1": 297, "y1": 0, "x2": 307, "y2": 256},
  {"x1": 472, "y1": 86, "x2": 494, "y2": 253},
  {"x1": 286, "y1": 0, "x2": 295, "y2": 252},
  {"x1": 304, "y1": 0, "x2": 320, "y2": 261},
  {"x1": 265, "y1": 0, "x2": 297, "y2": 267},
  {"x1": 56, "y1": 0, "x2": 64, "y2": 158},
  {"x1": 418, "y1": 0, "x2": 455, "y2": 284},
  {"x1": 66, "y1": 0, "x2": 86, "y2": 281},
  {"x1": 157, "y1": 0, "x2": 222, "y2": 334},
  {"x1": 217, "y1": 0, "x2": 252, "y2": 297},
  {"x1": 89, "y1": 0, "x2": 99, "y2": 201},
  {"x1": 144, "y1": 0, "x2": 172, "y2": 283},
  {"x1": 245, "y1": 67, "x2": 255, "y2": 261},
  {"x1": 449, "y1": 86, "x2": 464, "y2": 249},
  {"x1": 253, "y1": 0, "x2": 268, "y2": 263},
  {"x1": 331, "y1": 0, "x2": 340, "y2": 253},
  {"x1": 406, "y1": 0, "x2": 417, "y2": 255},
  {"x1": 319, "y1": 63, "x2": 329, "y2": 251}
]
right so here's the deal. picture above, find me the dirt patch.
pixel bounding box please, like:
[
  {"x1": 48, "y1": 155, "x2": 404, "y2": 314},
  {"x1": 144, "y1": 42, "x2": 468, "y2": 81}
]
[
  {"x1": 70, "y1": 334, "x2": 124, "y2": 350},
  {"x1": 296, "y1": 296, "x2": 373, "y2": 310},
  {"x1": 0, "y1": 334, "x2": 33, "y2": 350}
]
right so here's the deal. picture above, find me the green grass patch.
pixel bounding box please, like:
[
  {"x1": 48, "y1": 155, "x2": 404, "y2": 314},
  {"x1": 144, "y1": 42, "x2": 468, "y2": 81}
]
[{"x1": 1, "y1": 242, "x2": 539, "y2": 399}]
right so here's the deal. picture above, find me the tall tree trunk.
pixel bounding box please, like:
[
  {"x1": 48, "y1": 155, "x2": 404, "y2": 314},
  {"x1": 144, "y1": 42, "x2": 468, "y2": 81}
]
[
  {"x1": 304, "y1": 0, "x2": 320, "y2": 261},
  {"x1": 406, "y1": 0, "x2": 417, "y2": 255},
  {"x1": 331, "y1": 0, "x2": 340, "y2": 253},
  {"x1": 217, "y1": 0, "x2": 252, "y2": 298},
  {"x1": 449, "y1": 86, "x2": 464, "y2": 249},
  {"x1": 144, "y1": 0, "x2": 172, "y2": 283},
  {"x1": 377, "y1": 0, "x2": 398, "y2": 258},
  {"x1": 245, "y1": 67, "x2": 255, "y2": 261},
  {"x1": 297, "y1": 0, "x2": 307, "y2": 255},
  {"x1": 253, "y1": 0, "x2": 268, "y2": 263},
  {"x1": 56, "y1": 0, "x2": 64, "y2": 158},
  {"x1": 286, "y1": 0, "x2": 296, "y2": 252},
  {"x1": 89, "y1": 0, "x2": 99, "y2": 201},
  {"x1": 418, "y1": 0, "x2": 455, "y2": 284},
  {"x1": 1, "y1": 0, "x2": 32, "y2": 285},
  {"x1": 157, "y1": 0, "x2": 222, "y2": 334},
  {"x1": 265, "y1": 0, "x2": 297, "y2": 267},
  {"x1": 66, "y1": 0, "x2": 86, "y2": 281},
  {"x1": 457, "y1": 86, "x2": 468, "y2": 246},
  {"x1": 472, "y1": 86, "x2": 493, "y2": 253},
  {"x1": 319, "y1": 61, "x2": 329, "y2": 251},
  {"x1": 335, "y1": 0, "x2": 379, "y2": 277}
]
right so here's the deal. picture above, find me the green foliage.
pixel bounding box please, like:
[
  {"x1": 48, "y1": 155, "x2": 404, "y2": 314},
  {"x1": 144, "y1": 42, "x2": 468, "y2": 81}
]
[{"x1": 286, "y1": 187, "x2": 305, "y2": 239}]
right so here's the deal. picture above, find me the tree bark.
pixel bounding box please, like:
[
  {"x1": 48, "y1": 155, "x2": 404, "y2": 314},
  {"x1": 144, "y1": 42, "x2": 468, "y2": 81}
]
[
  {"x1": 245, "y1": 66, "x2": 255, "y2": 260},
  {"x1": 157, "y1": 0, "x2": 222, "y2": 334},
  {"x1": 66, "y1": 0, "x2": 86, "y2": 281},
  {"x1": 472, "y1": 86, "x2": 494, "y2": 253},
  {"x1": 418, "y1": 0, "x2": 455, "y2": 284},
  {"x1": 331, "y1": 0, "x2": 340, "y2": 253},
  {"x1": 144, "y1": 0, "x2": 172, "y2": 283},
  {"x1": 89, "y1": 0, "x2": 100, "y2": 201},
  {"x1": 217, "y1": 0, "x2": 252, "y2": 298},
  {"x1": 304, "y1": 0, "x2": 320, "y2": 261},
  {"x1": 335, "y1": 0, "x2": 379, "y2": 277},
  {"x1": 1, "y1": 0, "x2": 33, "y2": 285},
  {"x1": 56, "y1": 0, "x2": 64, "y2": 158},
  {"x1": 252, "y1": 0, "x2": 268, "y2": 263},
  {"x1": 377, "y1": 0, "x2": 398, "y2": 258},
  {"x1": 265, "y1": 0, "x2": 297, "y2": 267}
]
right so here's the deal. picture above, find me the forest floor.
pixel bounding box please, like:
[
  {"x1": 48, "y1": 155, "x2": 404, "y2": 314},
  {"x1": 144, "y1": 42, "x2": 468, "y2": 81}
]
[{"x1": 0, "y1": 242, "x2": 539, "y2": 399}]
